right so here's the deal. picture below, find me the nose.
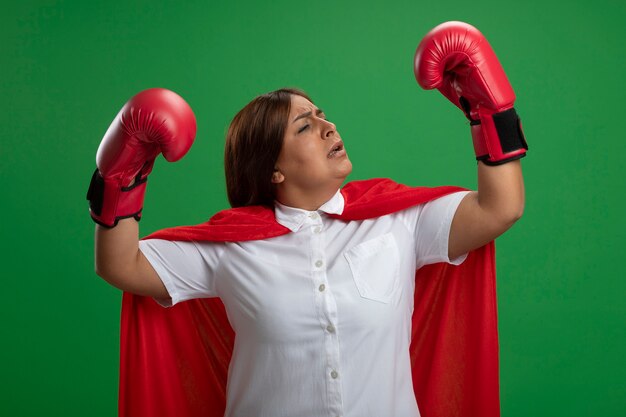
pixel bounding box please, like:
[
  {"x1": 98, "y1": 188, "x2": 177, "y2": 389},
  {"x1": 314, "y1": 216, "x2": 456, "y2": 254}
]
[{"x1": 321, "y1": 119, "x2": 336, "y2": 140}]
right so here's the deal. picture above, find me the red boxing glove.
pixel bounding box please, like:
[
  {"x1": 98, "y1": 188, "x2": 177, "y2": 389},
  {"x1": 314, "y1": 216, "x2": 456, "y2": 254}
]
[
  {"x1": 414, "y1": 21, "x2": 528, "y2": 165},
  {"x1": 87, "y1": 88, "x2": 196, "y2": 227}
]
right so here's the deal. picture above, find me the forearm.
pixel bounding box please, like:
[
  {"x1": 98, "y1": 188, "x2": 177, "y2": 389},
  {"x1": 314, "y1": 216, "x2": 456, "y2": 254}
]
[
  {"x1": 448, "y1": 160, "x2": 524, "y2": 259},
  {"x1": 95, "y1": 218, "x2": 142, "y2": 285},
  {"x1": 476, "y1": 159, "x2": 525, "y2": 226}
]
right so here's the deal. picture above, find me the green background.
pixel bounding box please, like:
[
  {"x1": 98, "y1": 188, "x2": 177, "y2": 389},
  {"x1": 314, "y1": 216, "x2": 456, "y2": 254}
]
[{"x1": 1, "y1": 0, "x2": 624, "y2": 416}]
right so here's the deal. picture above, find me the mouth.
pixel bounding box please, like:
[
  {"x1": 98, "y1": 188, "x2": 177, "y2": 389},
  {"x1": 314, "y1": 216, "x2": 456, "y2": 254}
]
[{"x1": 327, "y1": 140, "x2": 346, "y2": 159}]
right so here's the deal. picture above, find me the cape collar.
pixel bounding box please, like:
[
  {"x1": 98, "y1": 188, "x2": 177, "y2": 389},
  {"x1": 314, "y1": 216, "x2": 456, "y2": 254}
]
[
  {"x1": 274, "y1": 190, "x2": 344, "y2": 232},
  {"x1": 141, "y1": 178, "x2": 466, "y2": 242}
]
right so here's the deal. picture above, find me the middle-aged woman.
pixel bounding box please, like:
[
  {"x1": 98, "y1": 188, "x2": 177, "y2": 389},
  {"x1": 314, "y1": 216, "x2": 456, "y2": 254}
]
[{"x1": 89, "y1": 22, "x2": 527, "y2": 417}]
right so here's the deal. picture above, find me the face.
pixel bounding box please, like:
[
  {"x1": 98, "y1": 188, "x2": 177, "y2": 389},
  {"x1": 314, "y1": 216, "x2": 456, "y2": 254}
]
[{"x1": 273, "y1": 94, "x2": 352, "y2": 191}]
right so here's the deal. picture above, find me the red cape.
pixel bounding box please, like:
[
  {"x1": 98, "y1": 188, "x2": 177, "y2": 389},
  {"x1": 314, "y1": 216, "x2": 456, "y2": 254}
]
[{"x1": 119, "y1": 178, "x2": 500, "y2": 417}]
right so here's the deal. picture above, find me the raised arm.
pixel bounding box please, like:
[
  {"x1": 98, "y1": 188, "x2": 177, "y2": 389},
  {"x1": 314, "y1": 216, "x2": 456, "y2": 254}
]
[
  {"x1": 87, "y1": 88, "x2": 196, "y2": 297},
  {"x1": 414, "y1": 21, "x2": 528, "y2": 258}
]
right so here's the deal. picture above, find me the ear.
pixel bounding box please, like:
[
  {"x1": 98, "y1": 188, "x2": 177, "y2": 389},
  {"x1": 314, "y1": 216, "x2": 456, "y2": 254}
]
[{"x1": 271, "y1": 169, "x2": 285, "y2": 184}]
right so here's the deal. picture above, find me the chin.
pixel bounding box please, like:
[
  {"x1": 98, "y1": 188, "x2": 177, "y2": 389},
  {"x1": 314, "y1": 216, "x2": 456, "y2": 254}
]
[
  {"x1": 336, "y1": 159, "x2": 353, "y2": 181},
  {"x1": 342, "y1": 158, "x2": 353, "y2": 176}
]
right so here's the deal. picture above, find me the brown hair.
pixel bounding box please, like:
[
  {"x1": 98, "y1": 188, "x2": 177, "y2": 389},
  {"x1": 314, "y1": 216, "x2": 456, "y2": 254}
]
[{"x1": 224, "y1": 88, "x2": 312, "y2": 207}]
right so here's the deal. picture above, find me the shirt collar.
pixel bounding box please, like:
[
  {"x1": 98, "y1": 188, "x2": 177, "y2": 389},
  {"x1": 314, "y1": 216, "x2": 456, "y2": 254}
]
[{"x1": 274, "y1": 190, "x2": 345, "y2": 232}]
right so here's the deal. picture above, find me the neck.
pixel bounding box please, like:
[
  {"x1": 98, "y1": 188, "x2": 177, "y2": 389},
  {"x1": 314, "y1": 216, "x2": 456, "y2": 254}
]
[{"x1": 275, "y1": 182, "x2": 342, "y2": 211}]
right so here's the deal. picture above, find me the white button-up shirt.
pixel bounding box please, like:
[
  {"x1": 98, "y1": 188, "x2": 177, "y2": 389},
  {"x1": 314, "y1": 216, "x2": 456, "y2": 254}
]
[{"x1": 139, "y1": 189, "x2": 469, "y2": 417}]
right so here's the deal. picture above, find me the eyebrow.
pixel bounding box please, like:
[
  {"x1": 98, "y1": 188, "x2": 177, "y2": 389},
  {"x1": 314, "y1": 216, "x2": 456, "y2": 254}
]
[{"x1": 292, "y1": 108, "x2": 324, "y2": 123}]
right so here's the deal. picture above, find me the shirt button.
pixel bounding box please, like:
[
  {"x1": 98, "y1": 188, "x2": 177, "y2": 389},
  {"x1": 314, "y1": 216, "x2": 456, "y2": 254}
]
[
  {"x1": 315, "y1": 260, "x2": 323, "y2": 268},
  {"x1": 318, "y1": 284, "x2": 326, "y2": 292},
  {"x1": 326, "y1": 324, "x2": 335, "y2": 333},
  {"x1": 309, "y1": 212, "x2": 319, "y2": 219},
  {"x1": 330, "y1": 370, "x2": 339, "y2": 379},
  {"x1": 313, "y1": 226, "x2": 322, "y2": 234}
]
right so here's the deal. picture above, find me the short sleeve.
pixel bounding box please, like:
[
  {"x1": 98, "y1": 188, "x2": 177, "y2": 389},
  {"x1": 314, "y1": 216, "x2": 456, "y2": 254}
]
[
  {"x1": 138, "y1": 239, "x2": 225, "y2": 307},
  {"x1": 396, "y1": 191, "x2": 471, "y2": 268}
]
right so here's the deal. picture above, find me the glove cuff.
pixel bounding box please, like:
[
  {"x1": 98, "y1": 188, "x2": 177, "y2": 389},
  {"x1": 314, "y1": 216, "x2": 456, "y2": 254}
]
[
  {"x1": 471, "y1": 107, "x2": 528, "y2": 165},
  {"x1": 86, "y1": 169, "x2": 147, "y2": 228}
]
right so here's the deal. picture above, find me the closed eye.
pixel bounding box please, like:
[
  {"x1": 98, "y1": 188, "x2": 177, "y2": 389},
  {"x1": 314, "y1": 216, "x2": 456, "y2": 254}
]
[{"x1": 297, "y1": 124, "x2": 310, "y2": 134}]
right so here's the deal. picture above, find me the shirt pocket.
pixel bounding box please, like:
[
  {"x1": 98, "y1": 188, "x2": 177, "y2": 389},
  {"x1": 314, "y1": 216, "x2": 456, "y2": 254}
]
[{"x1": 344, "y1": 233, "x2": 400, "y2": 304}]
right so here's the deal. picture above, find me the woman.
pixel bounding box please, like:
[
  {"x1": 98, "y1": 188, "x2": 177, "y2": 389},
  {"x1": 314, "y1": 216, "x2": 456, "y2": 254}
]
[{"x1": 90, "y1": 22, "x2": 526, "y2": 417}]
